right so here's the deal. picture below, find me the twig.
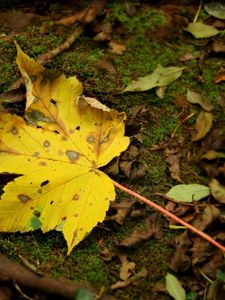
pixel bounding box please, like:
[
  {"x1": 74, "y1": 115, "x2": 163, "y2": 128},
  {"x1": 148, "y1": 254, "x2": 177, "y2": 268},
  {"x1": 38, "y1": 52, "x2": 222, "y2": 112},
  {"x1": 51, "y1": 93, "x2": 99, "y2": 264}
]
[
  {"x1": 37, "y1": 26, "x2": 83, "y2": 65},
  {"x1": 170, "y1": 112, "x2": 195, "y2": 140},
  {"x1": 14, "y1": 282, "x2": 34, "y2": 300},
  {"x1": 0, "y1": 253, "x2": 116, "y2": 300},
  {"x1": 12, "y1": 0, "x2": 106, "y2": 89},
  {"x1": 193, "y1": 1, "x2": 202, "y2": 23},
  {"x1": 112, "y1": 180, "x2": 225, "y2": 253}
]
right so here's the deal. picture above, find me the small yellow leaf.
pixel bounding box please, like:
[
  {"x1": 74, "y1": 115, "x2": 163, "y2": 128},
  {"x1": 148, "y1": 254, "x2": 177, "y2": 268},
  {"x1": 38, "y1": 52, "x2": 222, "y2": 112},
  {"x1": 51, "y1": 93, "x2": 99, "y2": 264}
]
[
  {"x1": 0, "y1": 45, "x2": 130, "y2": 254},
  {"x1": 192, "y1": 111, "x2": 213, "y2": 141},
  {"x1": 15, "y1": 41, "x2": 45, "y2": 110}
]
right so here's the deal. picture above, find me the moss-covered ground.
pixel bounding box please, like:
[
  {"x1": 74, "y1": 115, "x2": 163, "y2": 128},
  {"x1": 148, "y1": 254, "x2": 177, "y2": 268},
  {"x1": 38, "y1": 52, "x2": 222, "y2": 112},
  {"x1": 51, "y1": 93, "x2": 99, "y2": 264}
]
[{"x1": 0, "y1": 1, "x2": 225, "y2": 299}]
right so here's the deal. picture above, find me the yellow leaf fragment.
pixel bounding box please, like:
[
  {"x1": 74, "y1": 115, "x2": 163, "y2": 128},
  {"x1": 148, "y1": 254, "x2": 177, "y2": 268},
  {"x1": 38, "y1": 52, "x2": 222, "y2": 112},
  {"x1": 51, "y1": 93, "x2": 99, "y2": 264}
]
[
  {"x1": 15, "y1": 42, "x2": 45, "y2": 110},
  {"x1": 0, "y1": 45, "x2": 130, "y2": 254}
]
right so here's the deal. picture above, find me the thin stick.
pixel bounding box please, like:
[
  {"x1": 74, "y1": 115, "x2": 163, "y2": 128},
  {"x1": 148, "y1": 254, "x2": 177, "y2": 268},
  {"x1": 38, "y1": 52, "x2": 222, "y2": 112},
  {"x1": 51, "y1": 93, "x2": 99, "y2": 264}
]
[
  {"x1": 193, "y1": 1, "x2": 202, "y2": 23},
  {"x1": 112, "y1": 179, "x2": 225, "y2": 253}
]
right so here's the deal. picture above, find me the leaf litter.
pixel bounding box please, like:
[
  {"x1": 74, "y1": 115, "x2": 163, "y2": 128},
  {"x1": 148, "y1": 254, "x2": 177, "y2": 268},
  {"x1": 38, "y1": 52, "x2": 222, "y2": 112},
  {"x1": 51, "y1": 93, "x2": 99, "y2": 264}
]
[{"x1": 1, "y1": 1, "x2": 225, "y2": 299}]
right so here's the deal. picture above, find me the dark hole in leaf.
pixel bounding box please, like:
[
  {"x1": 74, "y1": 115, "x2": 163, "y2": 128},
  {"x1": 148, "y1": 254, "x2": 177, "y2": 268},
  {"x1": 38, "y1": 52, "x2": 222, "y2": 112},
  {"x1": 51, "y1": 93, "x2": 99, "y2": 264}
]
[
  {"x1": 50, "y1": 99, "x2": 57, "y2": 106},
  {"x1": 40, "y1": 180, "x2": 49, "y2": 187},
  {"x1": 54, "y1": 130, "x2": 60, "y2": 134},
  {"x1": 50, "y1": 200, "x2": 54, "y2": 205},
  {"x1": 76, "y1": 126, "x2": 80, "y2": 130}
]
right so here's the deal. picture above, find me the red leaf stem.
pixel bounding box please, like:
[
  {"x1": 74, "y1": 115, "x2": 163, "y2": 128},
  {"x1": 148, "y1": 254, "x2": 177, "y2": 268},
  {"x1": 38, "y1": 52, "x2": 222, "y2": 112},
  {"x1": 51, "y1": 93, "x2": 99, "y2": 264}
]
[{"x1": 112, "y1": 179, "x2": 225, "y2": 253}]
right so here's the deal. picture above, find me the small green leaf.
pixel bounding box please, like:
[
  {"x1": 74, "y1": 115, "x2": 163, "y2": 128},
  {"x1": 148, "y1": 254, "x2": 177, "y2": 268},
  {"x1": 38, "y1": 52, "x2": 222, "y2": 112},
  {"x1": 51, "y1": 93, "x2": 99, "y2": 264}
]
[
  {"x1": 74, "y1": 288, "x2": 97, "y2": 300},
  {"x1": 205, "y1": 3, "x2": 225, "y2": 20},
  {"x1": 123, "y1": 65, "x2": 184, "y2": 92},
  {"x1": 166, "y1": 184, "x2": 210, "y2": 203},
  {"x1": 184, "y1": 22, "x2": 220, "y2": 39},
  {"x1": 166, "y1": 273, "x2": 186, "y2": 300}
]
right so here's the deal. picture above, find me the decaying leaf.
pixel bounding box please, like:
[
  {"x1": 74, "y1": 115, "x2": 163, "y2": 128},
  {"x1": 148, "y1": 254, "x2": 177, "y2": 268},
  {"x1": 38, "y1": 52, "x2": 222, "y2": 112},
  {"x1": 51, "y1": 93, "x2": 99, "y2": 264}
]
[
  {"x1": 166, "y1": 184, "x2": 210, "y2": 203},
  {"x1": 123, "y1": 65, "x2": 184, "y2": 93},
  {"x1": 118, "y1": 253, "x2": 136, "y2": 281},
  {"x1": 209, "y1": 178, "x2": 225, "y2": 204},
  {"x1": 165, "y1": 147, "x2": 184, "y2": 182},
  {"x1": 205, "y1": 2, "x2": 225, "y2": 20},
  {"x1": 111, "y1": 267, "x2": 147, "y2": 290},
  {"x1": 184, "y1": 22, "x2": 220, "y2": 39},
  {"x1": 178, "y1": 51, "x2": 201, "y2": 62},
  {"x1": 191, "y1": 237, "x2": 213, "y2": 266},
  {"x1": 186, "y1": 89, "x2": 213, "y2": 112},
  {"x1": 165, "y1": 273, "x2": 186, "y2": 300},
  {"x1": 119, "y1": 213, "x2": 163, "y2": 248},
  {"x1": 191, "y1": 205, "x2": 220, "y2": 232},
  {"x1": 0, "y1": 45, "x2": 130, "y2": 254},
  {"x1": 192, "y1": 111, "x2": 213, "y2": 141},
  {"x1": 106, "y1": 199, "x2": 134, "y2": 225},
  {"x1": 108, "y1": 40, "x2": 126, "y2": 55},
  {"x1": 202, "y1": 150, "x2": 225, "y2": 160}
]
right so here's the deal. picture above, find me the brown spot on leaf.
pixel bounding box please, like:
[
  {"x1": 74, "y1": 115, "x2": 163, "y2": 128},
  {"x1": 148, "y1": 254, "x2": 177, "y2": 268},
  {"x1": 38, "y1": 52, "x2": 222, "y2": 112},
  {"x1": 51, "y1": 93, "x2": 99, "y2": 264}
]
[
  {"x1": 18, "y1": 194, "x2": 32, "y2": 203},
  {"x1": 73, "y1": 194, "x2": 79, "y2": 201},
  {"x1": 100, "y1": 136, "x2": 109, "y2": 144},
  {"x1": 37, "y1": 189, "x2": 42, "y2": 194},
  {"x1": 40, "y1": 78, "x2": 48, "y2": 86},
  {"x1": 38, "y1": 161, "x2": 46, "y2": 166},
  {"x1": 79, "y1": 227, "x2": 83, "y2": 231},
  {"x1": 33, "y1": 152, "x2": 40, "y2": 157},
  {"x1": 66, "y1": 150, "x2": 80, "y2": 162},
  {"x1": 71, "y1": 229, "x2": 78, "y2": 246},
  {"x1": 33, "y1": 97, "x2": 39, "y2": 103},
  {"x1": 11, "y1": 127, "x2": 18, "y2": 135},
  {"x1": 62, "y1": 216, "x2": 67, "y2": 221},
  {"x1": 43, "y1": 140, "x2": 50, "y2": 147},
  {"x1": 58, "y1": 150, "x2": 63, "y2": 156},
  {"x1": 74, "y1": 213, "x2": 79, "y2": 217},
  {"x1": 61, "y1": 136, "x2": 67, "y2": 141},
  {"x1": 87, "y1": 135, "x2": 95, "y2": 143}
]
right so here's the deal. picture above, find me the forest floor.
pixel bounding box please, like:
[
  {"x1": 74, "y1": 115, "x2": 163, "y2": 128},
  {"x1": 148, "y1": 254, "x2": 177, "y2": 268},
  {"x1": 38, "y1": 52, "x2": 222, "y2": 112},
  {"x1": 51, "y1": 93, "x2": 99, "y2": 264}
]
[{"x1": 0, "y1": 1, "x2": 225, "y2": 299}]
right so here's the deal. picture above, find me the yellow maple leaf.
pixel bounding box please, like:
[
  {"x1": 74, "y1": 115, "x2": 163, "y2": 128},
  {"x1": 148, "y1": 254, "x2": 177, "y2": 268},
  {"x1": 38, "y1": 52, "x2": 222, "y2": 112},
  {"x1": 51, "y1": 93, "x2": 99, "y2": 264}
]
[{"x1": 0, "y1": 46, "x2": 130, "y2": 254}]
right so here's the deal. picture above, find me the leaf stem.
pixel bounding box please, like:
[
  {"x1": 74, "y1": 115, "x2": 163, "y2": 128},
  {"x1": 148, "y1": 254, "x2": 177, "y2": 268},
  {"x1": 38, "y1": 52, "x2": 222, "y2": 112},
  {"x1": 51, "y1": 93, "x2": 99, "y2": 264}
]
[{"x1": 111, "y1": 179, "x2": 225, "y2": 253}]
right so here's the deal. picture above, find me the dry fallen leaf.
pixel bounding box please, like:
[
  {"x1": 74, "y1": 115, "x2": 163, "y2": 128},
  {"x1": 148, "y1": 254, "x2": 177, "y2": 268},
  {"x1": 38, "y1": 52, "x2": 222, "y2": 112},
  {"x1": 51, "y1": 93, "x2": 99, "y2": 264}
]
[
  {"x1": 209, "y1": 178, "x2": 225, "y2": 204},
  {"x1": 0, "y1": 45, "x2": 129, "y2": 255},
  {"x1": 119, "y1": 213, "x2": 163, "y2": 248},
  {"x1": 192, "y1": 111, "x2": 213, "y2": 142},
  {"x1": 111, "y1": 267, "x2": 147, "y2": 290},
  {"x1": 170, "y1": 231, "x2": 192, "y2": 273},
  {"x1": 186, "y1": 89, "x2": 213, "y2": 112},
  {"x1": 191, "y1": 205, "x2": 220, "y2": 232},
  {"x1": 106, "y1": 200, "x2": 134, "y2": 225},
  {"x1": 119, "y1": 253, "x2": 136, "y2": 281},
  {"x1": 108, "y1": 40, "x2": 126, "y2": 55},
  {"x1": 165, "y1": 147, "x2": 183, "y2": 182},
  {"x1": 123, "y1": 65, "x2": 184, "y2": 93}
]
